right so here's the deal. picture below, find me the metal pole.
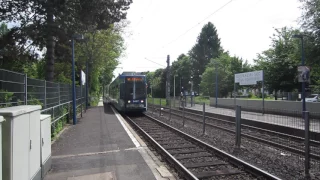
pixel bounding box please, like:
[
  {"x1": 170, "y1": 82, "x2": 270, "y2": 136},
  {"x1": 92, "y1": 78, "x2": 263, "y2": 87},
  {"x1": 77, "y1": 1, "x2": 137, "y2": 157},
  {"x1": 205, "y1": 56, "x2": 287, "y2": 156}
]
[
  {"x1": 304, "y1": 111, "x2": 310, "y2": 178},
  {"x1": 44, "y1": 80, "x2": 47, "y2": 109},
  {"x1": 169, "y1": 99, "x2": 172, "y2": 121},
  {"x1": 235, "y1": 105, "x2": 241, "y2": 149},
  {"x1": 80, "y1": 75, "x2": 83, "y2": 118},
  {"x1": 234, "y1": 83, "x2": 236, "y2": 109},
  {"x1": 174, "y1": 76, "x2": 176, "y2": 101},
  {"x1": 58, "y1": 83, "x2": 60, "y2": 105},
  {"x1": 180, "y1": 77, "x2": 182, "y2": 95},
  {"x1": 262, "y1": 70, "x2": 265, "y2": 115},
  {"x1": 24, "y1": 74, "x2": 27, "y2": 105},
  {"x1": 182, "y1": 101, "x2": 185, "y2": 127},
  {"x1": 202, "y1": 102, "x2": 205, "y2": 135},
  {"x1": 301, "y1": 37, "x2": 306, "y2": 113},
  {"x1": 102, "y1": 84, "x2": 105, "y2": 101},
  {"x1": 152, "y1": 97, "x2": 154, "y2": 115},
  {"x1": 215, "y1": 64, "x2": 218, "y2": 108},
  {"x1": 72, "y1": 38, "x2": 77, "y2": 125},
  {"x1": 159, "y1": 98, "x2": 161, "y2": 116},
  {"x1": 86, "y1": 59, "x2": 89, "y2": 109}
]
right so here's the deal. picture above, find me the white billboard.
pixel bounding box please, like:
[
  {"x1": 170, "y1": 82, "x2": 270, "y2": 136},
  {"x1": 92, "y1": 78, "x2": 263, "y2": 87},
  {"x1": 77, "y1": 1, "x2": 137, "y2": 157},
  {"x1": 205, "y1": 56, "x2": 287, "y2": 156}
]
[{"x1": 235, "y1": 70, "x2": 263, "y2": 85}]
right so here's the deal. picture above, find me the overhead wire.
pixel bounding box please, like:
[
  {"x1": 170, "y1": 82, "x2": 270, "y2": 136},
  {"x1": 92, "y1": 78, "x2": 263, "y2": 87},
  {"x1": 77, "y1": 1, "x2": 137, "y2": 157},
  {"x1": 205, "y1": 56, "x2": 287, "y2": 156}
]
[
  {"x1": 144, "y1": 58, "x2": 166, "y2": 67},
  {"x1": 142, "y1": 0, "x2": 235, "y2": 63},
  {"x1": 163, "y1": 0, "x2": 234, "y2": 48}
]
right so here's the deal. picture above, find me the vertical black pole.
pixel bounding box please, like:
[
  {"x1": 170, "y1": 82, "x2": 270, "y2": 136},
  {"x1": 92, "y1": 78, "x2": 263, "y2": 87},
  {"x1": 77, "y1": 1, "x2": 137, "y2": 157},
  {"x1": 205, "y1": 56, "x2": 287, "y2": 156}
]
[
  {"x1": 152, "y1": 97, "x2": 154, "y2": 115},
  {"x1": 182, "y1": 101, "x2": 185, "y2": 127},
  {"x1": 302, "y1": 37, "x2": 306, "y2": 113},
  {"x1": 215, "y1": 64, "x2": 218, "y2": 108},
  {"x1": 304, "y1": 111, "x2": 310, "y2": 178},
  {"x1": 235, "y1": 105, "x2": 241, "y2": 149},
  {"x1": 72, "y1": 38, "x2": 77, "y2": 125},
  {"x1": 86, "y1": 59, "x2": 89, "y2": 109},
  {"x1": 159, "y1": 98, "x2": 161, "y2": 116},
  {"x1": 24, "y1": 74, "x2": 28, "y2": 105},
  {"x1": 169, "y1": 99, "x2": 172, "y2": 121},
  {"x1": 166, "y1": 55, "x2": 170, "y2": 107},
  {"x1": 44, "y1": 80, "x2": 47, "y2": 109},
  {"x1": 202, "y1": 102, "x2": 205, "y2": 135},
  {"x1": 234, "y1": 83, "x2": 236, "y2": 110},
  {"x1": 262, "y1": 70, "x2": 265, "y2": 115},
  {"x1": 80, "y1": 74, "x2": 83, "y2": 118}
]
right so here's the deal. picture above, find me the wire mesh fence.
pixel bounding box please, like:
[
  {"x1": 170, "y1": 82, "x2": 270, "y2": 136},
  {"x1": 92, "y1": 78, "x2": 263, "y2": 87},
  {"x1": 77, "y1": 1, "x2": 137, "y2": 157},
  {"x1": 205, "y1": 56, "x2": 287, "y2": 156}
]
[
  {"x1": 0, "y1": 68, "x2": 88, "y2": 138},
  {"x1": 147, "y1": 97, "x2": 320, "y2": 178}
]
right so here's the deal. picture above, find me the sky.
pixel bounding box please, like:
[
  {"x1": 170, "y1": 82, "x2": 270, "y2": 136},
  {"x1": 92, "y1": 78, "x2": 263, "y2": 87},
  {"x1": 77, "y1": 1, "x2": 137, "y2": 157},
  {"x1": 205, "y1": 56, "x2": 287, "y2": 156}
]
[{"x1": 114, "y1": 0, "x2": 302, "y2": 76}]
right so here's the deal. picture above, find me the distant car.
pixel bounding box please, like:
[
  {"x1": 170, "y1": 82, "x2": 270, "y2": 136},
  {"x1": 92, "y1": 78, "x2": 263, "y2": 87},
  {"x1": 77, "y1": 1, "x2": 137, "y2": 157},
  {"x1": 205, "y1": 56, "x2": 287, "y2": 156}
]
[{"x1": 303, "y1": 94, "x2": 319, "y2": 102}]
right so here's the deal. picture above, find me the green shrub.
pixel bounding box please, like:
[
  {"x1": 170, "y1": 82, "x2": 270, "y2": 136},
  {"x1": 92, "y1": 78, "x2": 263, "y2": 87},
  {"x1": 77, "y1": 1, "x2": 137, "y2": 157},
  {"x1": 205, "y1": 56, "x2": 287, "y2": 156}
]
[{"x1": 0, "y1": 89, "x2": 14, "y2": 107}]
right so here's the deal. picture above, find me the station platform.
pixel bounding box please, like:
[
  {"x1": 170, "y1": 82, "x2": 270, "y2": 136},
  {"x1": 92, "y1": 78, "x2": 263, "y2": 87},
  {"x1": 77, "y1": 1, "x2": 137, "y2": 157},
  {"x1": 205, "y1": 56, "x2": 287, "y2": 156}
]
[
  {"x1": 44, "y1": 99, "x2": 175, "y2": 180},
  {"x1": 185, "y1": 104, "x2": 320, "y2": 133}
]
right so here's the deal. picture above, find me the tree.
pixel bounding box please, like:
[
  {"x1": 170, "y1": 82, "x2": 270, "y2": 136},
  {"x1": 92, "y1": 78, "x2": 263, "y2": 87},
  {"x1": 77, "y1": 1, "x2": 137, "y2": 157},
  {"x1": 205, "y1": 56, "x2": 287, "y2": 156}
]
[
  {"x1": 189, "y1": 22, "x2": 222, "y2": 87},
  {"x1": 200, "y1": 52, "x2": 252, "y2": 97},
  {"x1": 299, "y1": 0, "x2": 320, "y2": 93},
  {"x1": 74, "y1": 26, "x2": 125, "y2": 97},
  {"x1": 0, "y1": 0, "x2": 132, "y2": 81},
  {"x1": 253, "y1": 27, "x2": 301, "y2": 96},
  {"x1": 0, "y1": 23, "x2": 39, "y2": 72},
  {"x1": 170, "y1": 54, "x2": 192, "y2": 95}
]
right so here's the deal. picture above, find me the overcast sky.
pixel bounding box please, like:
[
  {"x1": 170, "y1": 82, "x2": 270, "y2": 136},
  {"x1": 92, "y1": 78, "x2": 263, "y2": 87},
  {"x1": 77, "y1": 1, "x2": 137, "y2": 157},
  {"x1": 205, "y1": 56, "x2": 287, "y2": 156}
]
[{"x1": 114, "y1": 0, "x2": 302, "y2": 76}]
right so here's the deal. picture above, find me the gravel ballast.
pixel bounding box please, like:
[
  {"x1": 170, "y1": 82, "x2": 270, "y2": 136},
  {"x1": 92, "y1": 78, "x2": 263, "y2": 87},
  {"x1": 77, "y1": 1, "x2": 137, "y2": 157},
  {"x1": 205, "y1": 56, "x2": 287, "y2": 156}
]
[{"x1": 146, "y1": 107, "x2": 320, "y2": 180}]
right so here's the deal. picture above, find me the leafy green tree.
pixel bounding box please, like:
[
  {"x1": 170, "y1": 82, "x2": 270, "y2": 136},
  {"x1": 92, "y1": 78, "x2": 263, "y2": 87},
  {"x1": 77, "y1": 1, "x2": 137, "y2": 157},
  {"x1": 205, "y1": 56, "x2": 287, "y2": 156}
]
[
  {"x1": 299, "y1": 0, "x2": 320, "y2": 93},
  {"x1": 170, "y1": 54, "x2": 192, "y2": 96},
  {"x1": 0, "y1": 0, "x2": 132, "y2": 81},
  {"x1": 253, "y1": 27, "x2": 301, "y2": 96},
  {"x1": 189, "y1": 22, "x2": 222, "y2": 87},
  {"x1": 75, "y1": 27, "x2": 124, "y2": 97},
  {"x1": 0, "y1": 23, "x2": 38, "y2": 72},
  {"x1": 200, "y1": 52, "x2": 251, "y2": 97}
]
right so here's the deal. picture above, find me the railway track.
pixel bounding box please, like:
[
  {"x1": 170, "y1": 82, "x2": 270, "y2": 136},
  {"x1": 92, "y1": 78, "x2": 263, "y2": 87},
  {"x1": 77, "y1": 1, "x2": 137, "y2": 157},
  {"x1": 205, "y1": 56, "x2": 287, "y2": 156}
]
[
  {"x1": 149, "y1": 104, "x2": 320, "y2": 161},
  {"x1": 124, "y1": 113, "x2": 281, "y2": 180}
]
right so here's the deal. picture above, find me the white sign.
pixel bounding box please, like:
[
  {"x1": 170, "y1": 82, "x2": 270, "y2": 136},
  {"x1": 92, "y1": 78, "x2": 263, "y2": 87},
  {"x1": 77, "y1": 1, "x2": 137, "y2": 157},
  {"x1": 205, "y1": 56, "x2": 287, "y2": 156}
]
[
  {"x1": 81, "y1": 70, "x2": 86, "y2": 85},
  {"x1": 297, "y1": 66, "x2": 310, "y2": 83},
  {"x1": 235, "y1": 70, "x2": 263, "y2": 85}
]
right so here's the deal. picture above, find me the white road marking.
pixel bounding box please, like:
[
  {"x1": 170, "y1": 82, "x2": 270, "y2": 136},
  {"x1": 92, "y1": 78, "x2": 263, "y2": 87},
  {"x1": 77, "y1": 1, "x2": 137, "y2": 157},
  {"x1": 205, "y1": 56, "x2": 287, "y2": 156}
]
[
  {"x1": 110, "y1": 106, "x2": 141, "y2": 147},
  {"x1": 110, "y1": 106, "x2": 176, "y2": 180}
]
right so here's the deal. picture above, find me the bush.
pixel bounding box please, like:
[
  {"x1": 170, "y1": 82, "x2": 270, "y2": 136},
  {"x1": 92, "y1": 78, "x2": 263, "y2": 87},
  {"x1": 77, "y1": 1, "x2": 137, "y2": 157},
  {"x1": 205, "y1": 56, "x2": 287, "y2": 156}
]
[{"x1": 0, "y1": 89, "x2": 14, "y2": 107}]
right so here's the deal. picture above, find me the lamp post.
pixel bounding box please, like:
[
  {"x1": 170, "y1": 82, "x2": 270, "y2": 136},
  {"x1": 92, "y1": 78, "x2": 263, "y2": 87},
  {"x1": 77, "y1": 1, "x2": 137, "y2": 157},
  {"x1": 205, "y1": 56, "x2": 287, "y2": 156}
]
[
  {"x1": 72, "y1": 34, "x2": 84, "y2": 125},
  {"x1": 293, "y1": 34, "x2": 306, "y2": 112}
]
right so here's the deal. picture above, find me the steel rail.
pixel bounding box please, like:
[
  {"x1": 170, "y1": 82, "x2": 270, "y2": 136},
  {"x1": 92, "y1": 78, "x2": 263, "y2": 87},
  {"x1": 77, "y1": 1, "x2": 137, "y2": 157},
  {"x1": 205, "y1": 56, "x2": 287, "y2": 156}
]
[
  {"x1": 143, "y1": 113, "x2": 281, "y2": 180},
  {"x1": 157, "y1": 107, "x2": 320, "y2": 161},
  {"x1": 124, "y1": 115, "x2": 199, "y2": 180}
]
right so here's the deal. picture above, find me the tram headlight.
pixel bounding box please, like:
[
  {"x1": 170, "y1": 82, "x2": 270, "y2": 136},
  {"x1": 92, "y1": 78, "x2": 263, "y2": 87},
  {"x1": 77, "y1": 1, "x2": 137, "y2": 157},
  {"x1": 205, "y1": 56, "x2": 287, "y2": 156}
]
[
  {"x1": 128, "y1": 100, "x2": 131, "y2": 103},
  {"x1": 141, "y1": 100, "x2": 144, "y2": 103}
]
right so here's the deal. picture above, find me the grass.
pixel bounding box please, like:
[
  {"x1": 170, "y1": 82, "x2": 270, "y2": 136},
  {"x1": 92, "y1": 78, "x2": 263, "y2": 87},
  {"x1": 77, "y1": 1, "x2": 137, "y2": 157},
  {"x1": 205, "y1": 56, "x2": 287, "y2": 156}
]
[
  {"x1": 148, "y1": 98, "x2": 167, "y2": 106},
  {"x1": 194, "y1": 96, "x2": 210, "y2": 105},
  {"x1": 147, "y1": 96, "x2": 211, "y2": 106}
]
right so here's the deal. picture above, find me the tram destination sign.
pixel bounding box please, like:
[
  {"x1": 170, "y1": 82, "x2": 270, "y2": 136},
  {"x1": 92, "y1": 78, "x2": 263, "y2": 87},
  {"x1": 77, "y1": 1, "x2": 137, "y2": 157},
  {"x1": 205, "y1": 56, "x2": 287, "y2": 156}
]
[
  {"x1": 126, "y1": 77, "x2": 143, "y2": 82},
  {"x1": 234, "y1": 70, "x2": 263, "y2": 85}
]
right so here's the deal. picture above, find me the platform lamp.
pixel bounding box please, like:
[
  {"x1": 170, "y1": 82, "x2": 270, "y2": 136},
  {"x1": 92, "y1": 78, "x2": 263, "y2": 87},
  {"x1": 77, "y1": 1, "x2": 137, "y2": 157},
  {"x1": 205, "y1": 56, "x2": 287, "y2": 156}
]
[{"x1": 72, "y1": 34, "x2": 84, "y2": 125}]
